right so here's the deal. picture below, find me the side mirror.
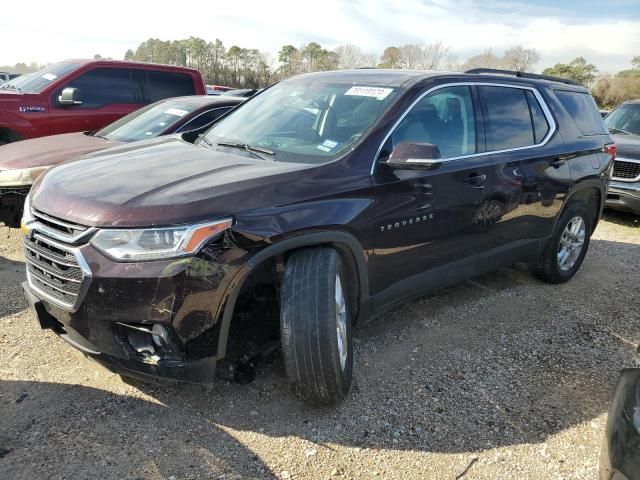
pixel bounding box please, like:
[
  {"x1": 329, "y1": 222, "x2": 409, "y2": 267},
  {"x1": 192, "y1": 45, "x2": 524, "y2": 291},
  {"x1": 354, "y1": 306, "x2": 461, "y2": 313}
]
[
  {"x1": 385, "y1": 142, "x2": 442, "y2": 169},
  {"x1": 58, "y1": 87, "x2": 82, "y2": 106}
]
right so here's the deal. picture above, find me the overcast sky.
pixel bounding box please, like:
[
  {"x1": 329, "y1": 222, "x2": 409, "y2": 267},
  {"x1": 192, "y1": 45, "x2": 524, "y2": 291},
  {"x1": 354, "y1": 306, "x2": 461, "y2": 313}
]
[{"x1": 1, "y1": 0, "x2": 638, "y2": 73}]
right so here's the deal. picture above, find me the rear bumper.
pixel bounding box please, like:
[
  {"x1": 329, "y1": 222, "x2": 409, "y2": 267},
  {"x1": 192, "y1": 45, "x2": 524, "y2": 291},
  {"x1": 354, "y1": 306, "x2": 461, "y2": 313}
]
[
  {"x1": 599, "y1": 368, "x2": 640, "y2": 480},
  {"x1": 606, "y1": 181, "x2": 640, "y2": 214}
]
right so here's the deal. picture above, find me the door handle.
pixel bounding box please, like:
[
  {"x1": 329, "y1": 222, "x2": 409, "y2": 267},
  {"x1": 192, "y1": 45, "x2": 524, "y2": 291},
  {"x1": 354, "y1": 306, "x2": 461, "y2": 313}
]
[{"x1": 464, "y1": 173, "x2": 487, "y2": 188}]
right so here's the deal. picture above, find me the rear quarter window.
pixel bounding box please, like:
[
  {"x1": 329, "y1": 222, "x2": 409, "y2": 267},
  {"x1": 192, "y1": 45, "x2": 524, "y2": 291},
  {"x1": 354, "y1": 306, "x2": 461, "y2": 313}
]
[
  {"x1": 555, "y1": 90, "x2": 607, "y2": 136},
  {"x1": 146, "y1": 71, "x2": 195, "y2": 102}
]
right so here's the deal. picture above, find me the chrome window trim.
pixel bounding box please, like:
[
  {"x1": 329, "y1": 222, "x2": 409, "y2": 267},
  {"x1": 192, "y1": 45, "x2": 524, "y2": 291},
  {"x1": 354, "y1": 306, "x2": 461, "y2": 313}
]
[
  {"x1": 612, "y1": 157, "x2": 640, "y2": 183},
  {"x1": 175, "y1": 106, "x2": 232, "y2": 133},
  {"x1": 24, "y1": 231, "x2": 93, "y2": 312},
  {"x1": 370, "y1": 81, "x2": 557, "y2": 175}
]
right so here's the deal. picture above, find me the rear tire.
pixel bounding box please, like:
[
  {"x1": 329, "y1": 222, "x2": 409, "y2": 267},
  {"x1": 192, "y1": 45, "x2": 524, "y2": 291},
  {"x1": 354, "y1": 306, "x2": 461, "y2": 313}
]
[
  {"x1": 280, "y1": 247, "x2": 353, "y2": 405},
  {"x1": 532, "y1": 201, "x2": 593, "y2": 284}
]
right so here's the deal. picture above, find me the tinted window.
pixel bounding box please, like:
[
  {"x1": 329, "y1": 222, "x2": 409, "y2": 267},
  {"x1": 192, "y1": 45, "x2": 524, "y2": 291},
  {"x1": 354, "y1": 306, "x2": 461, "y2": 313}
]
[
  {"x1": 480, "y1": 86, "x2": 534, "y2": 150},
  {"x1": 63, "y1": 68, "x2": 136, "y2": 107},
  {"x1": 604, "y1": 103, "x2": 640, "y2": 135},
  {"x1": 555, "y1": 90, "x2": 607, "y2": 136},
  {"x1": 526, "y1": 90, "x2": 550, "y2": 143},
  {"x1": 147, "y1": 71, "x2": 195, "y2": 102},
  {"x1": 388, "y1": 85, "x2": 477, "y2": 159},
  {"x1": 177, "y1": 107, "x2": 231, "y2": 132}
]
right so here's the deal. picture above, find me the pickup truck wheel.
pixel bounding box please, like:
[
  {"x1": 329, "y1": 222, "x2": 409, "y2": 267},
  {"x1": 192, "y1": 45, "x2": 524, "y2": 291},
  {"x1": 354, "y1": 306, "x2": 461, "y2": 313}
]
[
  {"x1": 532, "y1": 201, "x2": 593, "y2": 284},
  {"x1": 280, "y1": 247, "x2": 353, "y2": 405}
]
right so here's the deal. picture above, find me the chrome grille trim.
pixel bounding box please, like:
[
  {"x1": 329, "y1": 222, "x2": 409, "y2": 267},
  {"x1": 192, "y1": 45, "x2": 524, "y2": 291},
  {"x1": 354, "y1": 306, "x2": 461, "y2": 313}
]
[
  {"x1": 612, "y1": 157, "x2": 640, "y2": 182},
  {"x1": 24, "y1": 231, "x2": 92, "y2": 312},
  {"x1": 31, "y1": 209, "x2": 97, "y2": 244}
]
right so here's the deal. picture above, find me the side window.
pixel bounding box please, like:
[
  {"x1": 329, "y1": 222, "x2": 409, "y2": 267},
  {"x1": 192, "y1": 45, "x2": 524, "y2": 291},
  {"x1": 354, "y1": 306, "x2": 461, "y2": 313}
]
[
  {"x1": 62, "y1": 68, "x2": 136, "y2": 107},
  {"x1": 177, "y1": 107, "x2": 231, "y2": 132},
  {"x1": 480, "y1": 86, "x2": 535, "y2": 150},
  {"x1": 555, "y1": 90, "x2": 607, "y2": 136},
  {"x1": 147, "y1": 71, "x2": 195, "y2": 102},
  {"x1": 388, "y1": 85, "x2": 477, "y2": 159},
  {"x1": 525, "y1": 90, "x2": 550, "y2": 143}
]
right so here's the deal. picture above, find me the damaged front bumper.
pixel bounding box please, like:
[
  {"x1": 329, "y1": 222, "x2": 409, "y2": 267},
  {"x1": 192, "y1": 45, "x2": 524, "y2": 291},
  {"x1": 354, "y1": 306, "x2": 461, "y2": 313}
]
[{"x1": 22, "y1": 231, "x2": 247, "y2": 386}]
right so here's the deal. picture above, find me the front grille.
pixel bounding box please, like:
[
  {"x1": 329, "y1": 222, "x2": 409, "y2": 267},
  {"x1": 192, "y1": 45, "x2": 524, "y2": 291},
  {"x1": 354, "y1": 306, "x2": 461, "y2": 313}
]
[
  {"x1": 24, "y1": 233, "x2": 91, "y2": 311},
  {"x1": 32, "y1": 209, "x2": 90, "y2": 242},
  {"x1": 612, "y1": 159, "x2": 640, "y2": 181}
]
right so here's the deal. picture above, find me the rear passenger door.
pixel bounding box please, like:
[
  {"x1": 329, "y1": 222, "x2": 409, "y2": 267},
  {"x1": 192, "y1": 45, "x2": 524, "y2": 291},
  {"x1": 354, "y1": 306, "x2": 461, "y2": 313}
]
[
  {"x1": 475, "y1": 83, "x2": 572, "y2": 271},
  {"x1": 49, "y1": 68, "x2": 144, "y2": 134}
]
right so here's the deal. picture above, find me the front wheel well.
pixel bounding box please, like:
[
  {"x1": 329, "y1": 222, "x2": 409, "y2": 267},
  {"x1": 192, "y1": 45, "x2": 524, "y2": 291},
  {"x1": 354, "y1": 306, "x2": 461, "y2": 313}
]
[{"x1": 220, "y1": 242, "x2": 362, "y2": 370}]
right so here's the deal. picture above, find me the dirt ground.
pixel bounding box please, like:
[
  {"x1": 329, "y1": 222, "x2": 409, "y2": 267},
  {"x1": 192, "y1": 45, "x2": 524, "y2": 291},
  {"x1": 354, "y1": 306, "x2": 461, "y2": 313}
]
[{"x1": 1, "y1": 211, "x2": 639, "y2": 480}]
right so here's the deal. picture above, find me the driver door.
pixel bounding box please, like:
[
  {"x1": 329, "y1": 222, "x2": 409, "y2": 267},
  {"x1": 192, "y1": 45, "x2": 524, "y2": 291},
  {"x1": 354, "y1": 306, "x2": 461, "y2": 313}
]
[{"x1": 369, "y1": 84, "x2": 492, "y2": 307}]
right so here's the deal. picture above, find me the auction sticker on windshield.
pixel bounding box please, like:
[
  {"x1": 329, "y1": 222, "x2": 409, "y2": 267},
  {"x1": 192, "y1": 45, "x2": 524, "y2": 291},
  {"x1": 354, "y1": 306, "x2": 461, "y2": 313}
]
[
  {"x1": 165, "y1": 108, "x2": 188, "y2": 117},
  {"x1": 345, "y1": 86, "x2": 393, "y2": 100}
]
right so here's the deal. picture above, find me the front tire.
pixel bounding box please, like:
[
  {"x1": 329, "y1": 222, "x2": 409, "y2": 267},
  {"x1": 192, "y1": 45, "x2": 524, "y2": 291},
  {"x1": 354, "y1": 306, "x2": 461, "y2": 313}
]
[
  {"x1": 280, "y1": 247, "x2": 353, "y2": 405},
  {"x1": 532, "y1": 201, "x2": 593, "y2": 283}
]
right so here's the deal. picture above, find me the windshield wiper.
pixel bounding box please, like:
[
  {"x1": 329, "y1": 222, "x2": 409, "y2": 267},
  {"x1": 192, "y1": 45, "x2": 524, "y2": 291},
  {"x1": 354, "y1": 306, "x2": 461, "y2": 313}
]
[
  {"x1": 215, "y1": 140, "x2": 275, "y2": 161},
  {"x1": 608, "y1": 127, "x2": 632, "y2": 135}
]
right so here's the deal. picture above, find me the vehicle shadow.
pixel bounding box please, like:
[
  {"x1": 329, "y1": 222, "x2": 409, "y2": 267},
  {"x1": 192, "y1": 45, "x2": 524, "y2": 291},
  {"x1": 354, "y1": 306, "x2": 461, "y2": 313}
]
[
  {"x1": 602, "y1": 208, "x2": 639, "y2": 228},
  {"x1": 123, "y1": 237, "x2": 640, "y2": 456},
  {"x1": 3, "y1": 238, "x2": 639, "y2": 480},
  {"x1": 0, "y1": 379, "x2": 277, "y2": 480}
]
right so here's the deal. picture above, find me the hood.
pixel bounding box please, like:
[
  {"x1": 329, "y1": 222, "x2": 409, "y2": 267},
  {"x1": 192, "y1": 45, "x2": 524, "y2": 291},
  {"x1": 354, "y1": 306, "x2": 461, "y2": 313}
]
[
  {"x1": 32, "y1": 136, "x2": 315, "y2": 227},
  {"x1": 612, "y1": 133, "x2": 640, "y2": 160},
  {"x1": 0, "y1": 132, "x2": 118, "y2": 169}
]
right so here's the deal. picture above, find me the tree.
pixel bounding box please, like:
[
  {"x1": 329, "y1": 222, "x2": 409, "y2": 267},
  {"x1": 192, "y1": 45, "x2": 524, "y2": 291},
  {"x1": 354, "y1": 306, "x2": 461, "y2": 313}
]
[
  {"x1": 460, "y1": 49, "x2": 503, "y2": 71},
  {"x1": 334, "y1": 44, "x2": 375, "y2": 69},
  {"x1": 124, "y1": 49, "x2": 134, "y2": 61},
  {"x1": 302, "y1": 42, "x2": 322, "y2": 72},
  {"x1": 592, "y1": 57, "x2": 640, "y2": 108},
  {"x1": 379, "y1": 47, "x2": 402, "y2": 68},
  {"x1": 278, "y1": 45, "x2": 298, "y2": 76},
  {"x1": 542, "y1": 57, "x2": 598, "y2": 87},
  {"x1": 632, "y1": 56, "x2": 640, "y2": 70},
  {"x1": 503, "y1": 46, "x2": 540, "y2": 72}
]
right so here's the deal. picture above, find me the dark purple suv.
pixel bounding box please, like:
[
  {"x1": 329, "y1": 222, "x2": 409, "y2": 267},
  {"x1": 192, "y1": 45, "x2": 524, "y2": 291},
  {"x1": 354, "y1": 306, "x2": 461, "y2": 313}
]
[{"x1": 21, "y1": 68, "x2": 613, "y2": 405}]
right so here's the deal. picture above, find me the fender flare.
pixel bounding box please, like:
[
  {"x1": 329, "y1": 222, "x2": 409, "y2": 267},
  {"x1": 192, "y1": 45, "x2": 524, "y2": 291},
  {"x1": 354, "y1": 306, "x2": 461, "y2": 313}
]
[
  {"x1": 215, "y1": 230, "x2": 370, "y2": 359},
  {"x1": 559, "y1": 179, "x2": 605, "y2": 229}
]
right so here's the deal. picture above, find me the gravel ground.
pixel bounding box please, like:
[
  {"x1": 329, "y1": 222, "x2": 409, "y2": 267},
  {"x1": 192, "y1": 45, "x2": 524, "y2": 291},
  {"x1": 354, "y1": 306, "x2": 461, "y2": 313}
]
[{"x1": 1, "y1": 211, "x2": 639, "y2": 480}]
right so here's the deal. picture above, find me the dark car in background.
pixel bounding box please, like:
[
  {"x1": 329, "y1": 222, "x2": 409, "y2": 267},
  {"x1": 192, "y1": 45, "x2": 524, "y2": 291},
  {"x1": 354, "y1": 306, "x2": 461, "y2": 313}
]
[
  {"x1": 0, "y1": 72, "x2": 21, "y2": 84},
  {"x1": 221, "y1": 88, "x2": 260, "y2": 98},
  {"x1": 0, "y1": 95, "x2": 242, "y2": 227},
  {"x1": 604, "y1": 100, "x2": 640, "y2": 215},
  {"x1": 21, "y1": 68, "x2": 613, "y2": 405},
  {"x1": 0, "y1": 59, "x2": 206, "y2": 145},
  {"x1": 600, "y1": 359, "x2": 640, "y2": 480}
]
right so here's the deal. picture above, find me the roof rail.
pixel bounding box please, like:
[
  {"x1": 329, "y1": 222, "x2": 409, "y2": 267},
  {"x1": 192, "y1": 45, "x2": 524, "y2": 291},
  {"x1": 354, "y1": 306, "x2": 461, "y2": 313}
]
[{"x1": 465, "y1": 68, "x2": 580, "y2": 86}]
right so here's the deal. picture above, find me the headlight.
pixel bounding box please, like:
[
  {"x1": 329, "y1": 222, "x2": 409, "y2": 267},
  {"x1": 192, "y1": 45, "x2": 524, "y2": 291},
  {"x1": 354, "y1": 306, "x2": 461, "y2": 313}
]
[
  {"x1": 90, "y1": 218, "x2": 233, "y2": 261},
  {"x1": 0, "y1": 166, "x2": 51, "y2": 186},
  {"x1": 20, "y1": 193, "x2": 35, "y2": 235}
]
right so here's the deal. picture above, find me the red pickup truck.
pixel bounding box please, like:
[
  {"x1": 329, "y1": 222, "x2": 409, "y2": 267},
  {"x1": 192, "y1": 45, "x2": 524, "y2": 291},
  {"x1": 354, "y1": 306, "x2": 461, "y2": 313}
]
[{"x1": 0, "y1": 59, "x2": 206, "y2": 145}]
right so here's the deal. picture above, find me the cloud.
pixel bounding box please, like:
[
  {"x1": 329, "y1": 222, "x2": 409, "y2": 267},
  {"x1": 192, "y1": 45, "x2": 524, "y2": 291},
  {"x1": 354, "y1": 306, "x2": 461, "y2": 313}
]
[{"x1": 0, "y1": 0, "x2": 638, "y2": 72}]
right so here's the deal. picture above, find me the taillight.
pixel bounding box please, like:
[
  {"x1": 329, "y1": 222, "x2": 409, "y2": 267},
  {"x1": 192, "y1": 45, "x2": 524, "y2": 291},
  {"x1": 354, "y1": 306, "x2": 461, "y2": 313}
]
[{"x1": 604, "y1": 144, "x2": 617, "y2": 159}]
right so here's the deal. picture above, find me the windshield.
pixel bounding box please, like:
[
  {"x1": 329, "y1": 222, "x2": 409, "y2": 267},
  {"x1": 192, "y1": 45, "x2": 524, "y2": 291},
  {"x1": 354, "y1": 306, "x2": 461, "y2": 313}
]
[
  {"x1": 604, "y1": 103, "x2": 640, "y2": 135},
  {"x1": 204, "y1": 80, "x2": 400, "y2": 163},
  {"x1": 95, "y1": 100, "x2": 199, "y2": 142},
  {"x1": 0, "y1": 62, "x2": 81, "y2": 93}
]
